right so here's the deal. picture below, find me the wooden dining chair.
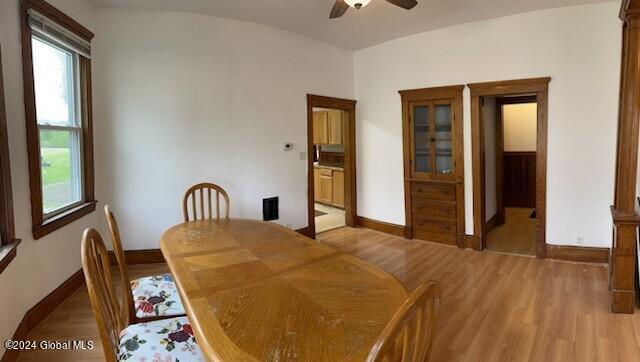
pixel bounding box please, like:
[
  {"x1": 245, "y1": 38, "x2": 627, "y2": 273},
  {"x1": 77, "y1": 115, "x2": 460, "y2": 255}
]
[
  {"x1": 366, "y1": 281, "x2": 441, "y2": 362},
  {"x1": 182, "y1": 182, "x2": 230, "y2": 222},
  {"x1": 105, "y1": 205, "x2": 186, "y2": 322},
  {"x1": 82, "y1": 228, "x2": 204, "y2": 361}
]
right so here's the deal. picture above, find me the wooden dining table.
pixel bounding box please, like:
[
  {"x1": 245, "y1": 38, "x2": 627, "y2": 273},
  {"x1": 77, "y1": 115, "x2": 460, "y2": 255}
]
[{"x1": 160, "y1": 218, "x2": 408, "y2": 361}]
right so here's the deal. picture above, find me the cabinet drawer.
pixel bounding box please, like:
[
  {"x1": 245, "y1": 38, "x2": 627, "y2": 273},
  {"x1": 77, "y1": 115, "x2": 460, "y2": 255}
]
[
  {"x1": 319, "y1": 168, "x2": 333, "y2": 177},
  {"x1": 412, "y1": 183, "x2": 455, "y2": 201},
  {"x1": 412, "y1": 198, "x2": 456, "y2": 219},
  {"x1": 414, "y1": 229, "x2": 457, "y2": 245},
  {"x1": 412, "y1": 217, "x2": 456, "y2": 235}
]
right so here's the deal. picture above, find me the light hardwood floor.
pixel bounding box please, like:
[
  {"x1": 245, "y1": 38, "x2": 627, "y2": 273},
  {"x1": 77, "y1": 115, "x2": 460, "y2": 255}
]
[
  {"x1": 16, "y1": 227, "x2": 640, "y2": 362},
  {"x1": 487, "y1": 207, "x2": 537, "y2": 256}
]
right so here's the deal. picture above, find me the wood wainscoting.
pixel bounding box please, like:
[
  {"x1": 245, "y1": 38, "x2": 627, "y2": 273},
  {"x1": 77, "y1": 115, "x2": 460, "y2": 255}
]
[{"x1": 503, "y1": 152, "x2": 536, "y2": 208}]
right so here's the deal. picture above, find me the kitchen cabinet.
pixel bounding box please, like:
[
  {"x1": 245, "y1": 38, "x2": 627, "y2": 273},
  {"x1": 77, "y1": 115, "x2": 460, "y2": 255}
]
[
  {"x1": 313, "y1": 110, "x2": 343, "y2": 145},
  {"x1": 313, "y1": 111, "x2": 328, "y2": 145},
  {"x1": 328, "y1": 110, "x2": 343, "y2": 145},
  {"x1": 332, "y1": 169, "x2": 344, "y2": 206},
  {"x1": 313, "y1": 166, "x2": 344, "y2": 208},
  {"x1": 314, "y1": 167, "x2": 321, "y2": 201},
  {"x1": 319, "y1": 169, "x2": 333, "y2": 204}
]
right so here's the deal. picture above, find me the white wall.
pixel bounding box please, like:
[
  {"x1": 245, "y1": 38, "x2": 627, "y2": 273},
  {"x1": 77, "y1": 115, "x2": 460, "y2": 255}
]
[
  {"x1": 94, "y1": 9, "x2": 354, "y2": 249},
  {"x1": 504, "y1": 103, "x2": 538, "y2": 152},
  {"x1": 354, "y1": 2, "x2": 621, "y2": 247},
  {"x1": 0, "y1": 0, "x2": 101, "y2": 355},
  {"x1": 483, "y1": 97, "x2": 497, "y2": 221}
]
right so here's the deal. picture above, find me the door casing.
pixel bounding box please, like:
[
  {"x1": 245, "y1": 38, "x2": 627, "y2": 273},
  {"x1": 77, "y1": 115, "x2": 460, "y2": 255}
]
[
  {"x1": 468, "y1": 78, "x2": 550, "y2": 258},
  {"x1": 304, "y1": 94, "x2": 357, "y2": 238}
]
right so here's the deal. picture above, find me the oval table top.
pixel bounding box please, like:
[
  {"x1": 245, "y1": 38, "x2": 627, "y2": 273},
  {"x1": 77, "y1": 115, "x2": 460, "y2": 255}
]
[{"x1": 160, "y1": 219, "x2": 407, "y2": 361}]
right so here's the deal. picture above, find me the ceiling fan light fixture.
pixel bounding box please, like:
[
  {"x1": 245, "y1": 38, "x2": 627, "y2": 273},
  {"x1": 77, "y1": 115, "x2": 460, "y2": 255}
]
[{"x1": 344, "y1": 0, "x2": 371, "y2": 9}]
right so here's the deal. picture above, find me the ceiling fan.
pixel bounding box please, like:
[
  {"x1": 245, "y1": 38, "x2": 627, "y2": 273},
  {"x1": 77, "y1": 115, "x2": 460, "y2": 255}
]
[{"x1": 330, "y1": 0, "x2": 418, "y2": 18}]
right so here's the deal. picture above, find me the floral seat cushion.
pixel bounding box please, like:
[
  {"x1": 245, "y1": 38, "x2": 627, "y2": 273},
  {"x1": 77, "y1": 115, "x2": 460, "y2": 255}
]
[
  {"x1": 118, "y1": 317, "x2": 204, "y2": 361},
  {"x1": 131, "y1": 274, "x2": 186, "y2": 318}
]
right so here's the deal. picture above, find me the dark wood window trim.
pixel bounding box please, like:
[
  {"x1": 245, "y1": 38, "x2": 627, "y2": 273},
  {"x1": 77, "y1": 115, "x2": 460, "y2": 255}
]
[
  {"x1": 20, "y1": 0, "x2": 96, "y2": 239},
  {"x1": 0, "y1": 42, "x2": 21, "y2": 275}
]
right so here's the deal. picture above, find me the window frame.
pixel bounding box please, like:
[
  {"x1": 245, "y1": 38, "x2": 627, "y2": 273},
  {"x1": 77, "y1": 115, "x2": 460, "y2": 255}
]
[
  {"x1": 0, "y1": 42, "x2": 20, "y2": 275},
  {"x1": 33, "y1": 34, "x2": 85, "y2": 218},
  {"x1": 21, "y1": 0, "x2": 96, "y2": 239}
]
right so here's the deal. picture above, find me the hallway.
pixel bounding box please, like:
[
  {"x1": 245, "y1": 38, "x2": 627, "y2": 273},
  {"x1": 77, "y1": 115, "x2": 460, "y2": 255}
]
[{"x1": 487, "y1": 207, "x2": 536, "y2": 256}]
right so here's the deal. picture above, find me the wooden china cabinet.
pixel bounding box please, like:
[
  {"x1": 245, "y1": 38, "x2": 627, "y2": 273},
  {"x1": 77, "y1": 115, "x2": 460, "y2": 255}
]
[{"x1": 400, "y1": 85, "x2": 465, "y2": 247}]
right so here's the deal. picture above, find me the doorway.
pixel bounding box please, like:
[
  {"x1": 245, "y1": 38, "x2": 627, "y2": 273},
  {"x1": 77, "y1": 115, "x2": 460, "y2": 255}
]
[
  {"x1": 483, "y1": 96, "x2": 538, "y2": 255},
  {"x1": 305, "y1": 95, "x2": 356, "y2": 238},
  {"x1": 468, "y1": 78, "x2": 550, "y2": 258}
]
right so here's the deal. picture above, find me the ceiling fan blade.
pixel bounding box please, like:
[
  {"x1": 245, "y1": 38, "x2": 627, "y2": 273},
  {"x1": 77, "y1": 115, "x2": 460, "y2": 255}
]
[
  {"x1": 386, "y1": 0, "x2": 418, "y2": 10},
  {"x1": 330, "y1": 0, "x2": 349, "y2": 18}
]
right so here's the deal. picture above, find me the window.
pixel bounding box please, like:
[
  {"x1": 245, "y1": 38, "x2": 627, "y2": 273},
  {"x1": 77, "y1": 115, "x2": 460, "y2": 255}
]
[
  {"x1": 0, "y1": 42, "x2": 19, "y2": 274},
  {"x1": 21, "y1": 0, "x2": 96, "y2": 239},
  {"x1": 33, "y1": 36, "x2": 84, "y2": 215}
]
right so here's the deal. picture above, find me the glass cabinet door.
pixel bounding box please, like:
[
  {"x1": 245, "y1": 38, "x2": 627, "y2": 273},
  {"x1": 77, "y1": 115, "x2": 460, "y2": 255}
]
[
  {"x1": 413, "y1": 104, "x2": 431, "y2": 174},
  {"x1": 410, "y1": 100, "x2": 455, "y2": 179},
  {"x1": 434, "y1": 103, "x2": 453, "y2": 176}
]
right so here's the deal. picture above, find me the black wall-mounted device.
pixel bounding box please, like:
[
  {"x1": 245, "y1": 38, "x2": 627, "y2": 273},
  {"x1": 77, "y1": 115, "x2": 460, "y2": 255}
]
[{"x1": 263, "y1": 197, "x2": 279, "y2": 221}]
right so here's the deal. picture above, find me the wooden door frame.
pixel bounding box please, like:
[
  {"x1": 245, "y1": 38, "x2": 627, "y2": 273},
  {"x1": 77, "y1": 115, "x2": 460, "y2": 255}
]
[
  {"x1": 468, "y1": 78, "x2": 550, "y2": 258},
  {"x1": 490, "y1": 95, "x2": 538, "y2": 229},
  {"x1": 304, "y1": 94, "x2": 357, "y2": 238}
]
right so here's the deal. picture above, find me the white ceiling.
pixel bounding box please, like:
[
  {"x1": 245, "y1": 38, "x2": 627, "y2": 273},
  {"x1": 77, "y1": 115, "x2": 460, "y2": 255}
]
[{"x1": 93, "y1": 0, "x2": 611, "y2": 50}]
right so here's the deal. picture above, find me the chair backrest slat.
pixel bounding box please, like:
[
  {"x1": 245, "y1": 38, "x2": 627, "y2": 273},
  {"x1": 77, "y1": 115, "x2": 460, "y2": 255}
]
[
  {"x1": 216, "y1": 191, "x2": 220, "y2": 220},
  {"x1": 82, "y1": 228, "x2": 123, "y2": 362},
  {"x1": 183, "y1": 183, "x2": 230, "y2": 222},
  {"x1": 366, "y1": 281, "x2": 441, "y2": 362},
  {"x1": 104, "y1": 205, "x2": 136, "y2": 325},
  {"x1": 207, "y1": 188, "x2": 213, "y2": 219}
]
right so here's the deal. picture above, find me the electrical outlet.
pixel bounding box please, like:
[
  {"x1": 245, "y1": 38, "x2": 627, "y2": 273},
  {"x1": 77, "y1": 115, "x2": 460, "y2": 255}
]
[{"x1": 577, "y1": 236, "x2": 584, "y2": 245}]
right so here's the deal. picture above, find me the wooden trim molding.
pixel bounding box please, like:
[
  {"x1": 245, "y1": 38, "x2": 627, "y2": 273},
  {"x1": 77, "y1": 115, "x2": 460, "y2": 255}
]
[
  {"x1": 0, "y1": 240, "x2": 21, "y2": 276},
  {"x1": 609, "y1": 1, "x2": 640, "y2": 314},
  {"x1": 398, "y1": 85, "x2": 465, "y2": 101},
  {"x1": 20, "y1": 0, "x2": 96, "y2": 239},
  {"x1": 484, "y1": 214, "x2": 498, "y2": 234},
  {"x1": 21, "y1": 0, "x2": 94, "y2": 41},
  {"x1": 546, "y1": 245, "x2": 610, "y2": 264},
  {"x1": 0, "y1": 43, "x2": 19, "y2": 274},
  {"x1": 306, "y1": 94, "x2": 357, "y2": 238},
  {"x1": 295, "y1": 227, "x2": 313, "y2": 238},
  {"x1": 32, "y1": 201, "x2": 96, "y2": 239},
  {"x1": 355, "y1": 216, "x2": 407, "y2": 238},
  {"x1": 0, "y1": 43, "x2": 16, "y2": 248},
  {"x1": 469, "y1": 77, "x2": 550, "y2": 259},
  {"x1": 467, "y1": 78, "x2": 551, "y2": 96},
  {"x1": 1, "y1": 269, "x2": 85, "y2": 362},
  {"x1": 108, "y1": 249, "x2": 165, "y2": 265}
]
